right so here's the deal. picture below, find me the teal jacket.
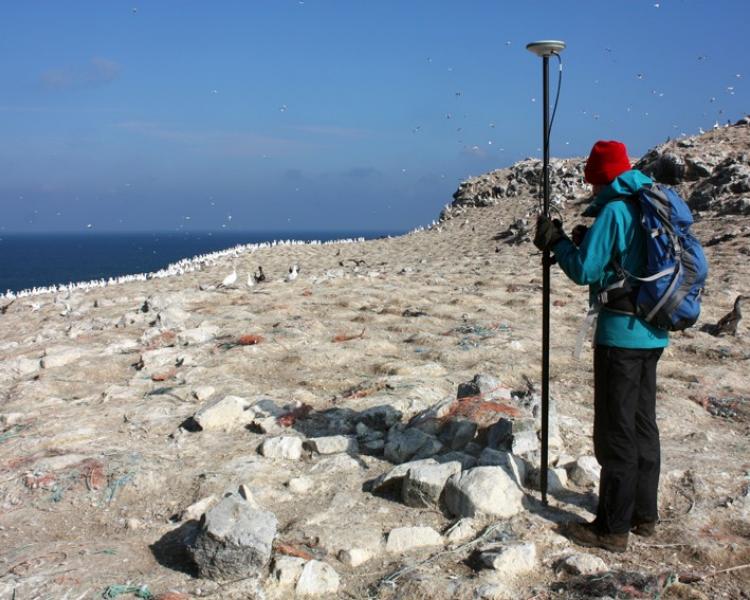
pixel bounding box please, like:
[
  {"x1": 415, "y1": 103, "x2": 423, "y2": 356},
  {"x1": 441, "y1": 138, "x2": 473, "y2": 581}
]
[{"x1": 552, "y1": 169, "x2": 669, "y2": 349}]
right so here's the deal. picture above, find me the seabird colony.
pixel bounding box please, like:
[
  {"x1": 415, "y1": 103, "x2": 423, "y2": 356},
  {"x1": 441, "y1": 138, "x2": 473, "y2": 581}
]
[{"x1": 1, "y1": 235, "x2": 377, "y2": 301}]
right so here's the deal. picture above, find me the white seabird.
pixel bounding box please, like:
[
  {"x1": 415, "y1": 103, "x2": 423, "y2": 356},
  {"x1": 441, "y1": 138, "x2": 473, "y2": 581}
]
[
  {"x1": 286, "y1": 265, "x2": 299, "y2": 282},
  {"x1": 221, "y1": 266, "x2": 237, "y2": 287}
]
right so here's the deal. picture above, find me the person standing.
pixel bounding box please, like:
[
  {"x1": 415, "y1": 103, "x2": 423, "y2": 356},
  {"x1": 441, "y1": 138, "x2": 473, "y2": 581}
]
[{"x1": 534, "y1": 140, "x2": 669, "y2": 552}]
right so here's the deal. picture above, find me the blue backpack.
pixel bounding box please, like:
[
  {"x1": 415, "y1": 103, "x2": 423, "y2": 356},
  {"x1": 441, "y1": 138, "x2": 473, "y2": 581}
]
[{"x1": 604, "y1": 184, "x2": 708, "y2": 331}]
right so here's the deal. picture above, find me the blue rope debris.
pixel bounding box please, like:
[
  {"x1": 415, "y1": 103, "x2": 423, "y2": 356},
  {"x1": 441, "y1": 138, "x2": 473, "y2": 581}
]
[
  {"x1": 105, "y1": 473, "x2": 134, "y2": 504},
  {"x1": 101, "y1": 584, "x2": 154, "y2": 599},
  {"x1": 454, "y1": 322, "x2": 512, "y2": 351}
]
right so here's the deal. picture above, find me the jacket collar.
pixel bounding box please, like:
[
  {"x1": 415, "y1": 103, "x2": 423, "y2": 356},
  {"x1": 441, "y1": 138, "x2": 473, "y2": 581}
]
[{"x1": 582, "y1": 169, "x2": 653, "y2": 217}]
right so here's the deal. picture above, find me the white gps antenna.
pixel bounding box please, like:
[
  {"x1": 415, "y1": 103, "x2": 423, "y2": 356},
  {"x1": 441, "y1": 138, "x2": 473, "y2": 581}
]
[
  {"x1": 526, "y1": 40, "x2": 566, "y2": 58},
  {"x1": 526, "y1": 39, "x2": 566, "y2": 507}
]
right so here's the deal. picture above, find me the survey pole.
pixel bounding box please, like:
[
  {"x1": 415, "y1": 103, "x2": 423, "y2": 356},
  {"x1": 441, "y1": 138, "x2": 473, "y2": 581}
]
[{"x1": 526, "y1": 40, "x2": 565, "y2": 506}]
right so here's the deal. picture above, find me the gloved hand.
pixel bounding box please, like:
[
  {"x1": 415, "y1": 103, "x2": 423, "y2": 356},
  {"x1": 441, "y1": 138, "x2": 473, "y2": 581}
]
[
  {"x1": 571, "y1": 224, "x2": 589, "y2": 247},
  {"x1": 533, "y1": 215, "x2": 565, "y2": 252}
]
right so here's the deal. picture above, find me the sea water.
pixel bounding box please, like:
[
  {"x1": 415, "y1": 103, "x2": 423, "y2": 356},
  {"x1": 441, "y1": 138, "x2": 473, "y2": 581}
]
[{"x1": 0, "y1": 230, "x2": 402, "y2": 294}]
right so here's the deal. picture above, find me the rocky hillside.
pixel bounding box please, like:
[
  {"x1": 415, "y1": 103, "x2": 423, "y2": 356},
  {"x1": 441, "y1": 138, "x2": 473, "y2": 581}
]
[{"x1": 442, "y1": 115, "x2": 750, "y2": 221}]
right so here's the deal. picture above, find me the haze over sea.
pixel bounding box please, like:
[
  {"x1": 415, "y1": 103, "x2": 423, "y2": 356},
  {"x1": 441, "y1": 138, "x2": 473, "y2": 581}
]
[{"x1": 0, "y1": 230, "x2": 401, "y2": 294}]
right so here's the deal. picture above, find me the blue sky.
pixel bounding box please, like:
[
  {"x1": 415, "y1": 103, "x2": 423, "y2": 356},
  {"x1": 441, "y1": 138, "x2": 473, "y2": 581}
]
[{"x1": 0, "y1": 1, "x2": 747, "y2": 233}]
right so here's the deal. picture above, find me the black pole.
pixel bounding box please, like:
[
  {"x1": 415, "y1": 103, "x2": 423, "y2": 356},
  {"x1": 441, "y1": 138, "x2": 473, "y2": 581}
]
[{"x1": 541, "y1": 54, "x2": 550, "y2": 506}]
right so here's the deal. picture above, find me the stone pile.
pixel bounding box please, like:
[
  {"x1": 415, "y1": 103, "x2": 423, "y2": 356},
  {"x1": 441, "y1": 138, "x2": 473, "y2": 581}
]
[
  {"x1": 440, "y1": 158, "x2": 587, "y2": 221},
  {"x1": 366, "y1": 373, "x2": 569, "y2": 519},
  {"x1": 169, "y1": 372, "x2": 602, "y2": 595},
  {"x1": 188, "y1": 489, "x2": 278, "y2": 582},
  {"x1": 635, "y1": 117, "x2": 750, "y2": 216},
  {"x1": 441, "y1": 116, "x2": 750, "y2": 222}
]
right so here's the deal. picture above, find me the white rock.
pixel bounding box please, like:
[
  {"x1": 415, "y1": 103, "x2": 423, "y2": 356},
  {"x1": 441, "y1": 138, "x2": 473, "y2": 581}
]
[
  {"x1": 305, "y1": 435, "x2": 358, "y2": 455},
  {"x1": 549, "y1": 467, "x2": 568, "y2": 492},
  {"x1": 192, "y1": 386, "x2": 216, "y2": 402},
  {"x1": 193, "y1": 395, "x2": 249, "y2": 431},
  {"x1": 260, "y1": 436, "x2": 303, "y2": 460},
  {"x1": 338, "y1": 547, "x2": 372, "y2": 567},
  {"x1": 0, "y1": 413, "x2": 26, "y2": 428},
  {"x1": 557, "y1": 552, "x2": 608, "y2": 576},
  {"x1": 237, "y1": 484, "x2": 260, "y2": 508},
  {"x1": 529, "y1": 467, "x2": 568, "y2": 493},
  {"x1": 386, "y1": 526, "x2": 443, "y2": 553},
  {"x1": 445, "y1": 518, "x2": 478, "y2": 545},
  {"x1": 140, "y1": 347, "x2": 190, "y2": 370},
  {"x1": 295, "y1": 560, "x2": 340, "y2": 596},
  {"x1": 473, "y1": 582, "x2": 514, "y2": 599},
  {"x1": 10, "y1": 356, "x2": 41, "y2": 376},
  {"x1": 177, "y1": 325, "x2": 220, "y2": 346},
  {"x1": 272, "y1": 555, "x2": 306, "y2": 587},
  {"x1": 478, "y1": 449, "x2": 527, "y2": 487},
  {"x1": 251, "y1": 416, "x2": 284, "y2": 435},
  {"x1": 479, "y1": 542, "x2": 537, "y2": 577},
  {"x1": 287, "y1": 476, "x2": 314, "y2": 494},
  {"x1": 568, "y1": 456, "x2": 601, "y2": 487},
  {"x1": 102, "y1": 338, "x2": 140, "y2": 355},
  {"x1": 181, "y1": 495, "x2": 218, "y2": 521},
  {"x1": 41, "y1": 346, "x2": 85, "y2": 369},
  {"x1": 309, "y1": 454, "x2": 361, "y2": 473},
  {"x1": 402, "y1": 461, "x2": 462, "y2": 508},
  {"x1": 156, "y1": 305, "x2": 191, "y2": 328},
  {"x1": 371, "y1": 458, "x2": 438, "y2": 493},
  {"x1": 35, "y1": 453, "x2": 90, "y2": 471},
  {"x1": 444, "y1": 467, "x2": 524, "y2": 518}
]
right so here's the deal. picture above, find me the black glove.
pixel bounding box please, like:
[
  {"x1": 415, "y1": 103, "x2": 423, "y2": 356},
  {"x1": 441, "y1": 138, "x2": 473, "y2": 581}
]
[
  {"x1": 571, "y1": 224, "x2": 589, "y2": 247},
  {"x1": 533, "y1": 215, "x2": 565, "y2": 252}
]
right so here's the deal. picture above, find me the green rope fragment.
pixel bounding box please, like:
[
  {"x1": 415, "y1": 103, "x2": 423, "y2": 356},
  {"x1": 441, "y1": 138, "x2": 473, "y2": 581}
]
[
  {"x1": 0, "y1": 424, "x2": 28, "y2": 444},
  {"x1": 101, "y1": 584, "x2": 154, "y2": 599}
]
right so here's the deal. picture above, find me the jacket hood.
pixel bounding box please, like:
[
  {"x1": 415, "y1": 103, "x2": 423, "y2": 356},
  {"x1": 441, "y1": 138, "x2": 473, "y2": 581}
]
[{"x1": 582, "y1": 169, "x2": 653, "y2": 217}]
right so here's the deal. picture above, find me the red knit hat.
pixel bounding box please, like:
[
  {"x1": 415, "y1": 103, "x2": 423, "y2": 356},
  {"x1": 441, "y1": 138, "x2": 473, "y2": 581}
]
[{"x1": 584, "y1": 140, "x2": 631, "y2": 184}]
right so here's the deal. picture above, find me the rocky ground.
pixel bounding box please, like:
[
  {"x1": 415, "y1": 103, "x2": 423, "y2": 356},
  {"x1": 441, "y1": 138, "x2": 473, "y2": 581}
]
[{"x1": 1, "y1": 121, "x2": 749, "y2": 600}]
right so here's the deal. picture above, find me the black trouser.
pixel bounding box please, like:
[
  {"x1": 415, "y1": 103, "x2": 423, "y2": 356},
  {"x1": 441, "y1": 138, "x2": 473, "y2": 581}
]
[{"x1": 593, "y1": 345, "x2": 663, "y2": 534}]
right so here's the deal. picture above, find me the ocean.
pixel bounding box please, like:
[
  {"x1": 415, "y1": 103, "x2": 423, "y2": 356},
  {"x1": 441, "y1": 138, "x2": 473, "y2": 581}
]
[{"x1": 0, "y1": 230, "x2": 403, "y2": 295}]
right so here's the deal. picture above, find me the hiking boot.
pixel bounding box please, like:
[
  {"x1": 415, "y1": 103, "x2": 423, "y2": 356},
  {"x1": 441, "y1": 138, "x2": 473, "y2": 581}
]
[
  {"x1": 564, "y1": 521, "x2": 629, "y2": 553},
  {"x1": 631, "y1": 520, "x2": 657, "y2": 537}
]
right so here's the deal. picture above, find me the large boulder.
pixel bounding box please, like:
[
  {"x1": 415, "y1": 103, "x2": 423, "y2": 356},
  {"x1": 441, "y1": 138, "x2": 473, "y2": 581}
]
[
  {"x1": 259, "y1": 436, "x2": 304, "y2": 460},
  {"x1": 402, "y1": 461, "x2": 462, "y2": 508},
  {"x1": 385, "y1": 526, "x2": 443, "y2": 554},
  {"x1": 444, "y1": 467, "x2": 524, "y2": 518},
  {"x1": 384, "y1": 427, "x2": 443, "y2": 464},
  {"x1": 295, "y1": 560, "x2": 340, "y2": 596},
  {"x1": 568, "y1": 456, "x2": 601, "y2": 487},
  {"x1": 305, "y1": 435, "x2": 358, "y2": 455},
  {"x1": 188, "y1": 493, "x2": 277, "y2": 581},
  {"x1": 193, "y1": 395, "x2": 249, "y2": 431},
  {"x1": 478, "y1": 542, "x2": 537, "y2": 577}
]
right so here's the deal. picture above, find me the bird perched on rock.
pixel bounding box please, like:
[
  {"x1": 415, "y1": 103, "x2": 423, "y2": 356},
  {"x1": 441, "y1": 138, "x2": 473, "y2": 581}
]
[
  {"x1": 286, "y1": 265, "x2": 299, "y2": 282},
  {"x1": 701, "y1": 295, "x2": 745, "y2": 336},
  {"x1": 253, "y1": 266, "x2": 266, "y2": 284},
  {"x1": 220, "y1": 265, "x2": 237, "y2": 288}
]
